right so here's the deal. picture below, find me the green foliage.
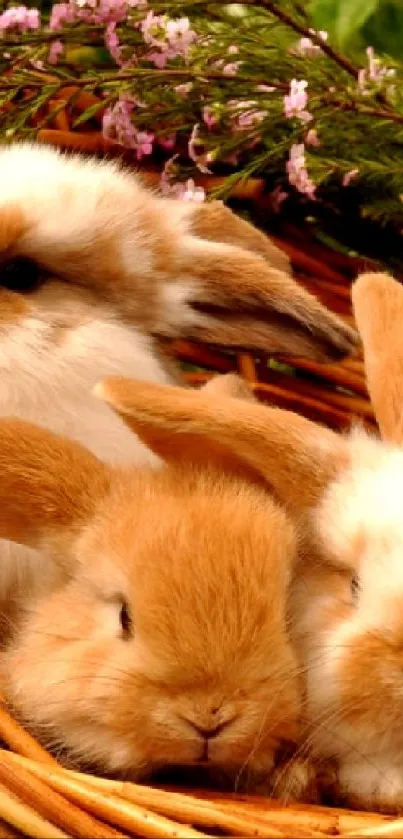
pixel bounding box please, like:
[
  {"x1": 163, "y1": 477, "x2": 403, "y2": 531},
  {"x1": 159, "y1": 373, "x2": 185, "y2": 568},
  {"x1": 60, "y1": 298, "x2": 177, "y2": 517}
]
[
  {"x1": 2, "y1": 0, "x2": 403, "y2": 230},
  {"x1": 310, "y1": 0, "x2": 403, "y2": 58}
]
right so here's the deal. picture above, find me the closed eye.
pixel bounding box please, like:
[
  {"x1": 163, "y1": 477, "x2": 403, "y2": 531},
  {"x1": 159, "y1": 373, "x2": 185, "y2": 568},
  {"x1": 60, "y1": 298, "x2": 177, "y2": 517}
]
[
  {"x1": 119, "y1": 599, "x2": 133, "y2": 639},
  {"x1": 0, "y1": 257, "x2": 45, "y2": 294},
  {"x1": 351, "y1": 573, "x2": 360, "y2": 605}
]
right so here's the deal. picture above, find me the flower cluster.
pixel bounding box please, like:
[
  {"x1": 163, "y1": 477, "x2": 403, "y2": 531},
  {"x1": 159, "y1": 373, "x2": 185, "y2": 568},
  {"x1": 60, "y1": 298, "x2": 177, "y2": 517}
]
[
  {"x1": 2, "y1": 2, "x2": 403, "y2": 222},
  {"x1": 284, "y1": 79, "x2": 312, "y2": 122},
  {"x1": 0, "y1": 5, "x2": 40, "y2": 32},
  {"x1": 358, "y1": 46, "x2": 395, "y2": 94},
  {"x1": 297, "y1": 29, "x2": 328, "y2": 57},
  {"x1": 286, "y1": 144, "x2": 316, "y2": 199},
  {"x1": 140, "y1": 11, "x2": 196, "y2": 68},
  {"x1": 103, "y1": 97, "x2": 154, "y2": 159}
]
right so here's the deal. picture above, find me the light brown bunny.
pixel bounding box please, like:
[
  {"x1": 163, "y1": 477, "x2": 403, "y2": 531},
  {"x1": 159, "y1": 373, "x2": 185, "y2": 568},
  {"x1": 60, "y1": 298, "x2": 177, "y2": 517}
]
[
  {"x1": 0, "y1": 142, "x2": 358, "y2": 619},
  {"x1": 0, "y1": 379, "x2": 303, "y2": 788},
  {"x1": 131, "y1": 279, "x2": 403, "y2": 813}
]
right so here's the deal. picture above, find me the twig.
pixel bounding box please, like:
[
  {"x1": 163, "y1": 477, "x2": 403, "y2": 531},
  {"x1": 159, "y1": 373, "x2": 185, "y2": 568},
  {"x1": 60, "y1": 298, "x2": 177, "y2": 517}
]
[
  {"x1": 0, "y1": 781, "x2": 68, "y2": 839},
  {"x1": 241, "y1": 0, "x2": 359, "y2": 79},
  {"x1": 0, "y1": 695, "x2": 58, "y2": 767},
  {"x1": 0, "y1": 67, "x2": 285, "y2": 89}
]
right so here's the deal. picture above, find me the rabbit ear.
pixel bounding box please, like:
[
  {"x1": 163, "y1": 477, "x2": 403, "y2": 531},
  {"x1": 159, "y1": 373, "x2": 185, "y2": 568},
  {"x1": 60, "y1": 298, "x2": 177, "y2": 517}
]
[
  {"x1": 95, "y1": 377, "x2": 348, "y2": 510},
  {"x1": 201, "y1": 374, "x2": 257, "y2": 402},
  {"x1": 184, "y1": 200, "x2": 292, "y2": 275},
  {"x1": 168, "y1": 234, "x2": 359, "y2": 362},
  {"x1": 0, "y1": 419, "x2": 110, "y2": 552},
  {"x1": 352, "y1": 272, "x2": 403, "y2": 443}
]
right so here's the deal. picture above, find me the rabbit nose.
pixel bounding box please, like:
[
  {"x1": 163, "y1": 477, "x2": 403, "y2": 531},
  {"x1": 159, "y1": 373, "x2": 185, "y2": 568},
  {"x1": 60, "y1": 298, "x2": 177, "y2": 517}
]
[{"x1": 188, "y1": 720, "x2": 232, "y2": 740}]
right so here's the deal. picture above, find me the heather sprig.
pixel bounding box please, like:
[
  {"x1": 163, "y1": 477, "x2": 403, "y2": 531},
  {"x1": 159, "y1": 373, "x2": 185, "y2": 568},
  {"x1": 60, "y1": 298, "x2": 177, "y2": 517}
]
[{"x1": 1, "y1": 1, "x2": 403, "y2": 222}]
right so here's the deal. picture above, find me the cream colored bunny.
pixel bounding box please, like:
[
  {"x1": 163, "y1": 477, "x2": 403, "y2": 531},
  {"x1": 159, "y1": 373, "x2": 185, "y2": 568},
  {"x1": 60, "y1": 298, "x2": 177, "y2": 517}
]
[{"x1": 0, "y1": 142, "x2": 358, "y2": 620}]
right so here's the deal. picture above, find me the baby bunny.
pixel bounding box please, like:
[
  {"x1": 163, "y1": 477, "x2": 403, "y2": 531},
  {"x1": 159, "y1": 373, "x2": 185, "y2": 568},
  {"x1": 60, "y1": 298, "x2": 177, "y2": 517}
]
[
  {"x1": 0, "y1": 141, "x2": 358, "y2": 615},
  {"x1": 0, "y1": 377, "x2": 301, "y2": 787},
  {"x1": 145, "y1": 278, "x2": 403, "y2": 813}
]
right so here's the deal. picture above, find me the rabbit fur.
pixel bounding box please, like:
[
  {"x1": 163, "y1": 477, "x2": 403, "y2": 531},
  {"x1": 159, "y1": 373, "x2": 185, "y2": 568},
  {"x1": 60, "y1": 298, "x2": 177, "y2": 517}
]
[
  {"x1": 146, "y1": 274, "x2": 403, "y2": 812},
  {"x1": 0, "y1": 382, "x2": 302, "y2": 788},
  {"x1": 0, "y1": 141, "x2": 358, "y2": 616}
]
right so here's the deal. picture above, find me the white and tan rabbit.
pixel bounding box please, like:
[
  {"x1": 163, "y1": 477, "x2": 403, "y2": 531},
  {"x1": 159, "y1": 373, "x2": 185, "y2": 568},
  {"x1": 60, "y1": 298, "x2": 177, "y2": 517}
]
[
  {"x1": 0, "y1": 378, "x2": 302, "y2": 788},
  {"x1": 134, "y1": 278, "x2": 403, "y2": 813},
  {"x1": 0, "y1": 142, "x2": 358, "y2": 614}
]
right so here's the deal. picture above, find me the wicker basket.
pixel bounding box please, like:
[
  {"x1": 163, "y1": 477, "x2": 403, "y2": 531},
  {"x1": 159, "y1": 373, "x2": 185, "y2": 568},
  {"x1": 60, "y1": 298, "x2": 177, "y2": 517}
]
[
  {"x1": 1, "y1": 697, "x2": 403, "y2": 838},
  {"x1": 0, "y1": 81, "x2": 395, "y2": 839}
]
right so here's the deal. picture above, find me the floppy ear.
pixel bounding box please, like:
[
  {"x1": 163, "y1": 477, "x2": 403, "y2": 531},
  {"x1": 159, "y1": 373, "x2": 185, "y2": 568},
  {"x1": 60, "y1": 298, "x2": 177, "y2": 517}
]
[
  {"x1": 201, "y1": 373, "x2": 257, "y2": 402},
  {"x1": 181, "y1": 201, "x2": 357, "y2": 359},
  {"x1": 172, "y1": 233, "x2": 359, "y2": 362},
  {"x1": 95, "y1": 377, "x2": 349, "y2": 510},
  {"x1": 352, "y1": 272, "x2": 403, "y2": 444},
  {"x1": 2, "y1": 163, "x2": 356, "y2": 363},
  {"x1": 184, "y1": 200, "x2": 292, "y2": 275},
  {"x1": 0, "y1": 419, "x2": 110, "y2": 551}
]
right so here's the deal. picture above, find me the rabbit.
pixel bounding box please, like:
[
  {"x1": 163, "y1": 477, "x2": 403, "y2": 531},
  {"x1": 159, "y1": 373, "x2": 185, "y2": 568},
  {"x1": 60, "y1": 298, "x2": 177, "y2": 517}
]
[
  {"x1": 0, "y1": 377, "x2": 304, "y2": 790},
  {"x1": 0, "y1": 141, "x2": 358, "y2": 618},
  {"x1": 139, "y1": 277, "x2": 403, "y2": 813}
]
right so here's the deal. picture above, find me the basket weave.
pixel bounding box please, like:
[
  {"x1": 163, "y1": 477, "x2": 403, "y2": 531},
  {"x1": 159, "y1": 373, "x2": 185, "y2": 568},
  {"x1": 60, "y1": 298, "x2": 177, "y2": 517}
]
[
  {"x1": 1, "y1": 696, "x2": 403, "y2": 839},
  {"x1": 0, "y1": 80, "x2": 394, "y2": 838}
]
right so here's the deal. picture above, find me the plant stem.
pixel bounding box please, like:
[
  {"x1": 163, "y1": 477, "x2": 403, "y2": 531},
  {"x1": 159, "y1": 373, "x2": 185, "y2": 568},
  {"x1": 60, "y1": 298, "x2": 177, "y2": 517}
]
[
  {"x1": 242, "y1": 0, "x2": 359, "y2": 79},
  {"x1": 0, "y1": 67, "x2": 288, "y2": 89}
]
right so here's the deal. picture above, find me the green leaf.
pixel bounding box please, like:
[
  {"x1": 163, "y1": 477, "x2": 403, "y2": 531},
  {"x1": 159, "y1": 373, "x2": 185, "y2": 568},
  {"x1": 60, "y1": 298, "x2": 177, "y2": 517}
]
[
  {"x1": 362, "y1": 1, "x2": 403, "y2": 60},
  {"x1": 73, "y1": 99, "x2": 107, "y2": 128},
  {"x1": 309, "y1": 0, "x2": 379, "y2": 49},
  {"x1": 335, "y1": 0, "x2": 379, "y2": 47}
]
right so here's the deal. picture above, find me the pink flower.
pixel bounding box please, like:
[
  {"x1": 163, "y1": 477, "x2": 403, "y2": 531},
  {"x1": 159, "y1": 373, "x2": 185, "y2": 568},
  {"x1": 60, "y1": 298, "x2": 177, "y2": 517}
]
[
  {"x1": 158, "y1": 134, "x2": 176, "y2": 151},
  {"x1": 230, "y1": 100, "x2": 265, "y2": 131},
  {"x1": 284, "y1": 79, "x2": 312, "y2": 123},
  {"x1": 50, "y1": 0, "x2": 145, "y2": 30},
  {"x1": 103, "y1": 97, "x2": 154, "y2": 159},
  {"x1": 305, "y1": 128, "x2": 320, "y2": 146},
  {"x1": 0, "y1": 5, "x2": 40, "y2": 32},
  {"x1": 135, "y1": 130, "x2": 154, "y2": 159},
  {"x1": 175, "y1": 82, "x2": 193, "y2": 97},
  {"x1": 213, "y1": 58, "x2": 242, "y2": 76},
  {"x1": 227, "y1": 45, "x2": 239, "y2": 55},
  {"x1": 256, "y1": 84, "x2": 275, "y2": 93},
  {"x1": 105, "y1": 21, "x2": 122, "y2": 64},
  {"x1": 162, "y1": 177, "x2": 205, "y2": 202},
  {"x1": 188, "y1": 123, "x2": 211, "y2": 173},
  {"x1": 268, "y1": 185, "x2": 288, "y2": 213},
  {"x1": 49, "y1": 2, "x2": 75, "y2": 30},
  {"x1": 202, "y1": 106, "x2": 218, "y2": 129},
  {"x1": 358, "y1": 47, "x2": 395, "y2": 94},
  {"x1": 29, "y1": 58, "x2": 44, "y2": 70},
  {"x1": 342, "y1": 168, "x2": 359, "y2": 187},
  {"x1": 48, "y1": 39, "x2": 64, "y2": 65},
  {"x1": 297, "y1": 29, "x2": 328, "y2": 56},
  {"x1": 286, "y1": 143, "x2": 316, "y2": 199},
  {"x1": 160, "y1": 158, "x2": 205, "y2": 202},
  {"x1": 222, "y1": 61, "x2": 241, "y2": 76},
  {"x1": 140, "y1": 11, "x2": 196, "y2": 67},
  {"x1": 181, "y1": 179, "x2": 206, "y2": 202}
]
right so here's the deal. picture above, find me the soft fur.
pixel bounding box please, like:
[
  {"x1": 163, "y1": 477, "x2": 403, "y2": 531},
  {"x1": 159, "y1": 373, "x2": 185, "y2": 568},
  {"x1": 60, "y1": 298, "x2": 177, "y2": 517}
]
[
  {"x1": 158, "y1": 275, "x2": 403, "y2": 812},
  {"x1": 0, "y1": 382, "x2": 300, "y2": 788},
  {"x1": 0, "y1": 142, "x2": 357, "y2": 615}
]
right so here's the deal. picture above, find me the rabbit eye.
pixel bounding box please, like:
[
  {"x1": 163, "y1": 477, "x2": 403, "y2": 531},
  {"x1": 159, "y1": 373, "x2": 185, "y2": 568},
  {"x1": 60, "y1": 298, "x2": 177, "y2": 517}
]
[
  {"x1": 351, "y1": 573, "x2": 360, "y2": 605},
  {"x1": 0, "y1": 257, "x2": 44, "y2": 294},
  {"x1": 119, "y1": 600, "x2": 133, "y2": 639}
]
